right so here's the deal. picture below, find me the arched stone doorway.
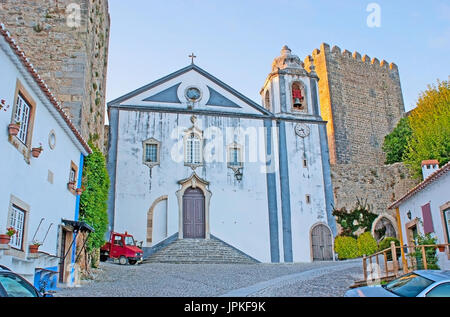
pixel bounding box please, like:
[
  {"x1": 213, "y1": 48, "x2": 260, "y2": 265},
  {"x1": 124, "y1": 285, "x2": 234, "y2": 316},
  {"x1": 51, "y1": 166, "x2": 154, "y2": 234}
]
[
  {"x1": 176, "y1": 173, "x2": 212, "y2": 240},
  {"x1": 310, "y1": 223, "x2": 334, "y2": 261},
  {"x1": 183, "y1": 188, "x2": 205, "y2": 239},
  {"x1": 147, "y1": 195, "x2": 168, "y2": 246},
  {"x1": 372, "y1": 215, "x2": 397, "y2": 242}
]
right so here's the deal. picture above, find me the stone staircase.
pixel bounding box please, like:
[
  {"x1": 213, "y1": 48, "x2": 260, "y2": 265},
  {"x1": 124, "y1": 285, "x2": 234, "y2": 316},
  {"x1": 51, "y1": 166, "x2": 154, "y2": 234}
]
[{"x1": 144, "y1": 237, "x2": 258, "y2": 264}]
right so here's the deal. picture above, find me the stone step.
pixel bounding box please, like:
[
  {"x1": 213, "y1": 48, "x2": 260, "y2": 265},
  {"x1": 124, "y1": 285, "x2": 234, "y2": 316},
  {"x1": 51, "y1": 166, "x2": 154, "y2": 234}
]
[{"x1": 144, "y1": 238, "x2": 257, "y2": 264}]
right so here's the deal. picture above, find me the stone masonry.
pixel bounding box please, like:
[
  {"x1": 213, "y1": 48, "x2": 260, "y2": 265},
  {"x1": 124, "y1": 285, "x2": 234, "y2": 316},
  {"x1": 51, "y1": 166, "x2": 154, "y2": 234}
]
[
  {"x1": 304, "y1": 43, "x2": 419, "y2": 230},
  {"x1": 0, "y1": 0, "x2": 110, "y2": 150}
]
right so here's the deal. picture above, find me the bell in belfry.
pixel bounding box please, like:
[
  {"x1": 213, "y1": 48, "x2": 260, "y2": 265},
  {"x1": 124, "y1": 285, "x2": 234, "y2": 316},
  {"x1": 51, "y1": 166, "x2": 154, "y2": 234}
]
[{"x1": 292, "y1": 86, "x2": 304, "y2": 108}]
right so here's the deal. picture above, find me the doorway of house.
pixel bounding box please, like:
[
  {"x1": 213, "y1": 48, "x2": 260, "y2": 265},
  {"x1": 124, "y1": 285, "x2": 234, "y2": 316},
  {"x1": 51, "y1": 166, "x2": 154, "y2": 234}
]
[
  {"x1": 183, "y1": 187, "x2": 205, "y2": 239},
  {"x1": 311, "y1": 224, "x2": 333, "y2": 261}
]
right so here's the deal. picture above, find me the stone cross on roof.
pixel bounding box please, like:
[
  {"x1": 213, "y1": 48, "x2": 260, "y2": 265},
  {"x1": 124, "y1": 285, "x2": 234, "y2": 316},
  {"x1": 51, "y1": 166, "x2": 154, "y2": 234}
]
[{"x1": 189, "y1": 53, "x2": 197, "y2": 64}]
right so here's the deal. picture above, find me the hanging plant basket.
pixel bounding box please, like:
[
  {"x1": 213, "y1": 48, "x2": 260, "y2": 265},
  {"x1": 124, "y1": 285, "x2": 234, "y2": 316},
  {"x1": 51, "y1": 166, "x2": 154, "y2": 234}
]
[
  {"x1": 31, "y1": 147, "x2": 43, "y2": 158},
  {"x1": 0, "y1": 234, "x2": 11, "y2": 245},
  {"x1": 8, "y1": 123, "x2": 20, "y2": 136},
  {"x1": 29, "y1": 244, "x2": 40, "y2": 254}
]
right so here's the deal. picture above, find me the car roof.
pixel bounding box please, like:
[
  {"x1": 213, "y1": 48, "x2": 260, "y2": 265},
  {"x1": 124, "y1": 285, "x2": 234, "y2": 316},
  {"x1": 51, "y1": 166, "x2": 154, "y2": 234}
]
[{"x1": 416, "y1": 270, "x2": 450, "y2": 282}]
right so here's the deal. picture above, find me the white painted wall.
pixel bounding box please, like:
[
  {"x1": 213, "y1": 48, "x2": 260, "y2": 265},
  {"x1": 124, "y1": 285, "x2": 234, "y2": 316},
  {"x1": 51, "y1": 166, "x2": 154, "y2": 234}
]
[
  {"x1": 398, "y1": 172, "x2": 450, "y2": 270},
  {"x1": 152, "y1": 199, "x2": 167, "y2": 245},
  {"x1": 113, "y1": 110, "x2": 272, "y2": 262},
  {"x1": 0, "y1": 38, "x2": 84, "y2": 279}
]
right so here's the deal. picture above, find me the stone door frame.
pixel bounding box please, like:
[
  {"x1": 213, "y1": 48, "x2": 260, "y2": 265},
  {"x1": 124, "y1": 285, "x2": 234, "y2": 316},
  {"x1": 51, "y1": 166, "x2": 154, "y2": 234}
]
[{"x1": 176, "y1": 173, "x2": 212, "y2": 240}]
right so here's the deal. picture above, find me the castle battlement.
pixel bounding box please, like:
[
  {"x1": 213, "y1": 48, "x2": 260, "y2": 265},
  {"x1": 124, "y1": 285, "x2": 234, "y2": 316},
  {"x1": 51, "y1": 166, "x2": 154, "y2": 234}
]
[{"x1": 309, "y1": 43, "x2": 399, "y2": 72}]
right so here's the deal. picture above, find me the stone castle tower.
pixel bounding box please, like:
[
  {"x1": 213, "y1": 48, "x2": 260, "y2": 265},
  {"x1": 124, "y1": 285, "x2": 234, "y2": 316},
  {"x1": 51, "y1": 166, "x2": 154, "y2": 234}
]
[
  {"x1": 304, "y1": 43, "x2": 418, "y2": 237},
  {"x1": 0, "y1": 0, "x2": 110, "y2": 150}
]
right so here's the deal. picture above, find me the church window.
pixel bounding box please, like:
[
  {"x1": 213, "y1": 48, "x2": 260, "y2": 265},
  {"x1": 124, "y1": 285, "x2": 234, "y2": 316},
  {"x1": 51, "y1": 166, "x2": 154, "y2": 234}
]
[
  {"x1": 185, "y1": 133, "x2": 202, "y2": 166},
  {"x1": 142, "y1": 138, "x2": 161, "y2": 168},
  {"x1": 265, "y1": 90, "x2": 271, "y2": 111},
  {"x1": 228, "y1": 144, "x2": 243, "y2": 169},
  {"x1": 292, "y1": 82, "x2": 306, "y2": 112}
]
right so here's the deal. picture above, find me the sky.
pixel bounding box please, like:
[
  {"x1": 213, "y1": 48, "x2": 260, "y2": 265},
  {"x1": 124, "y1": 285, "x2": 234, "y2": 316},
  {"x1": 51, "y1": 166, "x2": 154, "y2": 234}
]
[{"x1": 106, "y1": 0, "x2": 450, "y2": 112}]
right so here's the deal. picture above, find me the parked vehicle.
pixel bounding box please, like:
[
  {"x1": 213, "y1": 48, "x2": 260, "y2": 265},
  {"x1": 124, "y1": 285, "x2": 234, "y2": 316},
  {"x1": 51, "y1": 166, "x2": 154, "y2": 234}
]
[
  {"x1": 0, "y1": 266, "x2": 52, "y2": 297},
  {"x1": 345, "y1": 270, "x2": 450, "y2": 297},
  {"x1": 100, "y1": 232, "x2": 144, "y2": 265}
]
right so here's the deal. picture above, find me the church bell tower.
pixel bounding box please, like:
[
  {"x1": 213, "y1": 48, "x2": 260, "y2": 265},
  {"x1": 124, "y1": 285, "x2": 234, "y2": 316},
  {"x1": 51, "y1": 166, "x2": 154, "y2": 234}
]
[{"x1": 261, "y1": 46, "x2": 320, "y2": 117}]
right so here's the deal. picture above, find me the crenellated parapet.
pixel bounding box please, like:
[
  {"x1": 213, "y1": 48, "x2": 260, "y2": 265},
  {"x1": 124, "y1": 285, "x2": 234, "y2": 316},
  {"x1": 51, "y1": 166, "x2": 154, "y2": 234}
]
[{"x1": 309, "y1": 43, "x2": 399, "y2": 72}]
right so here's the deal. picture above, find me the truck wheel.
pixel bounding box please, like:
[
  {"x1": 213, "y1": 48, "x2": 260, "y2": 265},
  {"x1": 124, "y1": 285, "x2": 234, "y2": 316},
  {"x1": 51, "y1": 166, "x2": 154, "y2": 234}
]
[
  {"x1": 100, "y1": 254, "x2": 108, "y2": 262},
  {"x1": 128, "y1": 260, "x2": 137, "y2": 265},
  {"x1": 119, "y1": 256, "x2": 128, "y2": 265}
]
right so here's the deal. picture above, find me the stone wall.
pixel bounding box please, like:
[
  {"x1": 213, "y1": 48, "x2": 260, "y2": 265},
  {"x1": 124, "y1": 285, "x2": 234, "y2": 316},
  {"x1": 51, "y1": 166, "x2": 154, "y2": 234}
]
[
  {"x1": 331, "y1": 163, "x2": 419, "y2": 217},
  {"x1": 0, "y1": 0, "x2": 110, "y2": 150}
]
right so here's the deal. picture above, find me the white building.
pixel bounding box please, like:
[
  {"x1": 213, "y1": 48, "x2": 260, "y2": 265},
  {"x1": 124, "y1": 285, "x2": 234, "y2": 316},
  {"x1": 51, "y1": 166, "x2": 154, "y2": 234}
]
[
  {"x1": 107, "y1": 46, "x2": 337, "y2": 263},
  {"x1": 390, "y1": 160, "x2": 450, "y2": 270},
  {"x1": 0, "y1": 24, "x2": 92, "y2": 290}
]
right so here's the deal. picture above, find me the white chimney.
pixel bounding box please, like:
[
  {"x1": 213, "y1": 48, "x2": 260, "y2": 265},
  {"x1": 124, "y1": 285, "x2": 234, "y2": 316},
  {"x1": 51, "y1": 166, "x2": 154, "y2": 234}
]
[{"x1": 422, "y1": 160, "x2": 440, "y2": 180}]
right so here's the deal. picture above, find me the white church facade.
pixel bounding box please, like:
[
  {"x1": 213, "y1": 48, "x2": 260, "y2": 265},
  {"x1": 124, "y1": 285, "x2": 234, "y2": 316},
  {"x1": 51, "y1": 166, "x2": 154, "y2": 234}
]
[{"x1": 107, "y1": 46, "x2": 337, "y2": 263}]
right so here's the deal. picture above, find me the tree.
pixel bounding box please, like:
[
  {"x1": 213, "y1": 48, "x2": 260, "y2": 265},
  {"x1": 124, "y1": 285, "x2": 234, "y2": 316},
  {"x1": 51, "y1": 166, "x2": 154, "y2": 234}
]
[
  {"x1": 79, "y1": 141, "x2": 110, "y2": 253},
  {"x1": 383, "y1": 117, "x2": 412, "y2": 164},
  {"x1": 404, "y1": 80, "x2": 450, "y2": 178}
]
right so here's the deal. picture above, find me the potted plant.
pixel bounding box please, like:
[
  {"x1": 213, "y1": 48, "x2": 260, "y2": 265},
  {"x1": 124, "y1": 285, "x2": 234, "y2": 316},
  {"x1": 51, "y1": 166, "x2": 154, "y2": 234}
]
[
  {"x1": 75, "y1": 187, "x2": 84, "y2": 196},
  {"x1": 31, "y1": 143, "x2": 44, "y2": 158},
  {"x1": 8, "y1": 121, "x2": 21, "y2": 137},
  {"x1": 29, "y1": 240, "x2": 42, "y2": 254},
  {"x1": 437, "y1": 244, "x2": 446, "y2": 252},
  {"x1": 0, "y1": 227, "x2": 16, "y2": 244},
  {"x1": 0, "y1": 99, "x2": 10, "y2": 112}
]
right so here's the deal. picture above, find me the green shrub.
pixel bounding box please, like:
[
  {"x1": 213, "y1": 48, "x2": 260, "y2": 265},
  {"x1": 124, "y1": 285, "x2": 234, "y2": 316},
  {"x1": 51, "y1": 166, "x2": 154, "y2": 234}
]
[
  {"x1": 357, "y1": 232, "x2": 378, "y2": 256},
  {"x1": 408, "y1": 233, "x2": 440, "y2": 270},
  {"x1": 378, "y1": 237, "x2": 400, "y2": 261},
  {"x1": 334, "y1": 236, "x2": 359, "y2": 260}
]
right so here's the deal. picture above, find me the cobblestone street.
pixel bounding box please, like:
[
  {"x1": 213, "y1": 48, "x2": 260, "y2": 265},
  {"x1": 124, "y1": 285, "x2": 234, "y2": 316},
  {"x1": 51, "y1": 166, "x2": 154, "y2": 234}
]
[{"x1": 55, "y1": 260, "x2": 363, "y2": 297}]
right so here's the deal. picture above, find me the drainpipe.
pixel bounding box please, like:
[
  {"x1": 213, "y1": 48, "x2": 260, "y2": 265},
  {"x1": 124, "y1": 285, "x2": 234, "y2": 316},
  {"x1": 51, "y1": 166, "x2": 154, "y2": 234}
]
[
  {"x1": 396, "y1": 207, "x2": 408, "y2": 272},
  {"x1": 70, "y1": 153, "x2": 85, "y2": 286}
]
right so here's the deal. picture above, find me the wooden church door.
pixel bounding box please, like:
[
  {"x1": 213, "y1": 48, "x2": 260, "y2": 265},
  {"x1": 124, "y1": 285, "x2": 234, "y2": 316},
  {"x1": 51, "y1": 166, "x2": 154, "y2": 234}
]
[
  {"x1": 183, "y1": 188, "x2": 205, "y2": 239},
  {"x1": 311, "y1": 224, "x2": 333, "y2": 261}
]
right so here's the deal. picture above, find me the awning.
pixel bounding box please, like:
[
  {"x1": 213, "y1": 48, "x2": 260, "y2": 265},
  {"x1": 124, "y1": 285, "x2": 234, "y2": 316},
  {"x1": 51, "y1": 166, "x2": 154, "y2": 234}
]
[{"x1": 61, "y1": 219, "x2": 95, "y2": 233}]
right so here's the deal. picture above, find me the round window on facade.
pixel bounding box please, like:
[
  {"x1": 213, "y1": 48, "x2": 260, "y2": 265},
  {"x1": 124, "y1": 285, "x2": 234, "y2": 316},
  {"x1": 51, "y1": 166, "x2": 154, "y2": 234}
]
[
  {"x1": 185, "y1": 87, "x2": 202, "y2": 102},
  {"x1": 48, "y1": 130, "x2": 56, "y2": 150}
]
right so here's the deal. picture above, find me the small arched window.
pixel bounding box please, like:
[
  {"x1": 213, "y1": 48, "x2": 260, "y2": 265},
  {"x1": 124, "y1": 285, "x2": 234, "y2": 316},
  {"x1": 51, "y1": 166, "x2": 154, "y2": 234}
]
[
  {"x1": 185, "y1": 132, "x2": 202, "y2": 165},
  {"x1": 265, "y1": 90, "x2": 271, "y2": 111},
  {"x1": 292, "y1": 82, "x2": 306, "y2": 112}
]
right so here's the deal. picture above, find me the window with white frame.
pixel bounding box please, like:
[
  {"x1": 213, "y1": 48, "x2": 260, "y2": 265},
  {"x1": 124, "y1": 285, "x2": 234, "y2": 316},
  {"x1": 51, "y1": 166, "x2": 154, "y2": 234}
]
[
  {"x1": 14, "y1": 94, "x2": 31, "y2": 144},
  {"x1": 228, "y1": 144, "x2": 243, "y2": 169},
  {"x1": 185, "y1": 132, "x2": 202, "y2": 165},
  {"x1": 142, "y1": 138, "x2": 160, "y2": 168},
  {"x1": 9, "y1": 205, "x2": 25, "y2": 250}
]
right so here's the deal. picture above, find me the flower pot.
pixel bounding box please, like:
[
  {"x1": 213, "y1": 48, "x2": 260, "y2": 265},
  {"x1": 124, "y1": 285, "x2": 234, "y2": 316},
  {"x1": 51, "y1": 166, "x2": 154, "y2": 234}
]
[
  {"x1": 29, "y1": 245, "x2": 40, "y2": 254},
  {"x1": 31, "y1": 148, "x2": 42, "y2": 158},
  {"x1": 75, "y1": 188, "x2": 83, "y2": 196},
  {"x1": 8, "y1": 123, "x2": 20, "y2": 136},
  {"x1": 0, "y1": 234, "x2": 11, "y2": 245},
  {"x1": 437, "y1": 245, "x2": 446, "y2": 252}
]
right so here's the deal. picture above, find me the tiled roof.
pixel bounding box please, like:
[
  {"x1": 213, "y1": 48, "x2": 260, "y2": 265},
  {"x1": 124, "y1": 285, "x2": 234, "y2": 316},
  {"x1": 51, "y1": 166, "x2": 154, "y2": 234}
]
[
  {"x1": 389, "y1": 161, "x2": 450, "y2": 209},
  {"x1": 0, "y1": 23, "x2": 92, "y2": 154}
]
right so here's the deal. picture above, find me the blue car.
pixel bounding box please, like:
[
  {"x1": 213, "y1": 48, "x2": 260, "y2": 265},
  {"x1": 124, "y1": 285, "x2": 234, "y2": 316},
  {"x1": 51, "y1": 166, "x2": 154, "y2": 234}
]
[
  {"x1": 0, "y1": 265, "x2": 52, "y2": 297},
  {"x1": 345, "y1": 270, "x2": 450, "y2": 297}
]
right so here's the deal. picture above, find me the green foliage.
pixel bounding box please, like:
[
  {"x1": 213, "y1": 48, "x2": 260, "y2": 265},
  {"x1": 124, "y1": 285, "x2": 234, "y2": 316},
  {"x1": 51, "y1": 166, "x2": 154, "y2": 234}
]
[
  {"x1": 404, "y1": 80, "x2": 450, "y2": 178},
  {"x1": 408, "y1": 233, "x2": 440, "y2": 270},
  {"x1": 334, "y1": 236, "x2": 359, "y2": 260},
  {"x1": 357, "y1": 232, "x2": 378, "y2": 256},
  {"x1": 79, "y1": 141, "x2": 110, "y2": 252},
  {"x1": 383, "y1": 117, "x2": 412, "y2": 164},
  {"x1": 332, "y1": 198, "x2": 378, "y2": 239},
  {"x1": 378, "y1": 237, "x2": 400, "y2": 261}
]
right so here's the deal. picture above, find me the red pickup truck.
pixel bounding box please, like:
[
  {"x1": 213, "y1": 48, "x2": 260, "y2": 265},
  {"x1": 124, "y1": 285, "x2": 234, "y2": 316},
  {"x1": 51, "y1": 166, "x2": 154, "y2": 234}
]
[{"x1": 100, "y1": 232, "x2": 144, "y2": 265}]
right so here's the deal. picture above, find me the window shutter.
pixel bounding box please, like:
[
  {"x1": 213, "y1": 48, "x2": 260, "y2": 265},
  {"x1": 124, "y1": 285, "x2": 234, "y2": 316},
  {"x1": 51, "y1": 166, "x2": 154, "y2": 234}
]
[{"x1": 421, "y1": 203, "x2": 434, "y2": 234}]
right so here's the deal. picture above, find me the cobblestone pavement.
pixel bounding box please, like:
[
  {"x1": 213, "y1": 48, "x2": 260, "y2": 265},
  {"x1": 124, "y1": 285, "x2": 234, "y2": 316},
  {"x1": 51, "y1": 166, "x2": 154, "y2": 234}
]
[{"x1": 55, "y1": 260, "x2": 363, "y2": 297}]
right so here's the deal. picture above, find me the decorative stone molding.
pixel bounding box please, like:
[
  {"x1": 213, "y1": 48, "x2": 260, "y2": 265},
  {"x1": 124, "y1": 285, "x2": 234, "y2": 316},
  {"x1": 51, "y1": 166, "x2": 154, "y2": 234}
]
[
  {"x1": 147, "y1": 195, "x2": 168, "y2": 245},
  {"x1": 142, "y1": 137, "x2": 161, "y2": 169},
  {"x1": 176, "y1": 173, "x2": 212, "y2": 240}
]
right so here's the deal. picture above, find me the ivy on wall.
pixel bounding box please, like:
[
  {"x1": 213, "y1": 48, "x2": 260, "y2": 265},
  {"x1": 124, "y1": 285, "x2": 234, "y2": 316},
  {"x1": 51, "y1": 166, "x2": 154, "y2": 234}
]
[
  {"x1": 79, "y1": 140, "x2": 110, "y2": 252},
  {"x1": 332, "y1": 198, "x2": 378, "y2": 239}
]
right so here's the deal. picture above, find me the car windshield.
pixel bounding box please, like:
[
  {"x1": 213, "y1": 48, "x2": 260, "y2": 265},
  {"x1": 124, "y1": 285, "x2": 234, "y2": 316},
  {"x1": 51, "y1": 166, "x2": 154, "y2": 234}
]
[
  {"x1": 0, "y1": 273, "x2": 39, "y2": 297},
  {"x1": 384, "y1": 273, "x2": 434, "y2": 297},
  {"x1": 125, "y1": 236, "x2": 135, "y2": 246}
]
